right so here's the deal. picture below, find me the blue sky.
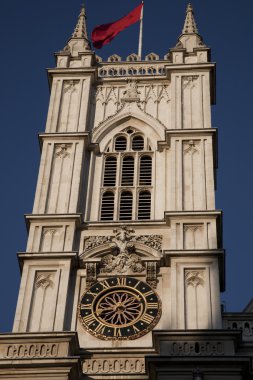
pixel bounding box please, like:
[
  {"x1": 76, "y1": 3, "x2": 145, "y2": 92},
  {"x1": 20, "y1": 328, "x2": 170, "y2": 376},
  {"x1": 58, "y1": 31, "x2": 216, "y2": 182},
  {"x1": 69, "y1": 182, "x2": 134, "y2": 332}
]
[{"x1": 0, "y1": 0, "x2": 253, "y2": 332}]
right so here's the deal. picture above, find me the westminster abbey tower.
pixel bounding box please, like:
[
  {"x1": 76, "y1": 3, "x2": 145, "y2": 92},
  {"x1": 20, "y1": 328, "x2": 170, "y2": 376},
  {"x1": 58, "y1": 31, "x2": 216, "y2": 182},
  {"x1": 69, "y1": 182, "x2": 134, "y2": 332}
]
[{"x1": 0, "y1": 4, "x2": 253, "y2": 380}]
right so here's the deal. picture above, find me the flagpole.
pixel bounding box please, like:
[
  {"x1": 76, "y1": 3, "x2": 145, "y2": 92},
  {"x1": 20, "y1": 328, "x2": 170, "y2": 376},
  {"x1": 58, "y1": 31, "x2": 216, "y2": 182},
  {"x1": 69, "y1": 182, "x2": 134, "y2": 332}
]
[{"x1": 138, "y1": 1, "x2": 144, "y2": 59}]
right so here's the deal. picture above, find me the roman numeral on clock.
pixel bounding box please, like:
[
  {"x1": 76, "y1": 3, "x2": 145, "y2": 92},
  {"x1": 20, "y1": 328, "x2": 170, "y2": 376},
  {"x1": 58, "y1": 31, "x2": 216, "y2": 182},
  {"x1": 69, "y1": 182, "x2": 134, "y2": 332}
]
[
  {"x1": 94, "y1": 323, "x2": 106, "y2": 335},
  {"x1": 143, "y1": 290, "x2": 154, "y2": 297},
  {"x1": 140, "y1": 314, "x2": 154, "y2": 324},
  {"x1": 117, "y1": 277, "x2": 127, "y2": 286},
  {"x1": 83, "y1": 314, "x2": 96, "y2": 325},
  {"x1": 80, "y1": 304, "x2": 92, "y2": 309},
  {"x1": 101, "y1": 280, "x2": 111, "y2": 290},
  {"x1": 147, "y1": 302, "x2": 158, "y2": 308},
  {"x1": 114, "y1": 328, "x2": 122, "y2": 337}
]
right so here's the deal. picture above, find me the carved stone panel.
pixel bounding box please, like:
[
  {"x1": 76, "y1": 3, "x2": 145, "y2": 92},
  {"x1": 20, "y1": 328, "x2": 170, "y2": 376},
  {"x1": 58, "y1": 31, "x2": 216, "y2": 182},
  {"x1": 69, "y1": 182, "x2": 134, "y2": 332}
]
[
  {"x1": 57, "y1": 80, "x2": 80, "y2": 132},
  {"x1": 185, "y1": 269, "x2": 208, "y2": 329},
  {"x1": 28, "y1": 271, "x2": 56, "y2": 332}
]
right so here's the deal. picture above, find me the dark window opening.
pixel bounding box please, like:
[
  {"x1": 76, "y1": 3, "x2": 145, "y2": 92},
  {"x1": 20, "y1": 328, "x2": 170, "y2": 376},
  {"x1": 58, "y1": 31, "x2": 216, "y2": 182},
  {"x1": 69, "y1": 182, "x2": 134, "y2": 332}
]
[
  {"x1": 138, "y1": 191, "x2": 151, "y2": 220},
  {"x1": 139, "y1": 156, "x2": 152, "y2": 185},
  {"x1": 119, "y1": 191, "x2": 133, "y2": 220},
  {"x1": 121, "y1": 156, "x2": 134, "y2": 186},
  {"x1": 115, "y1": 136, "x2": 127, "y2": 152},
  {"x1": 101, "y1": 192, "x2": 114, "y2": 220},
  {"x1": 103, "y1": 157, "x2": 117, "y2": 187},
  {"x1": 132, "y1": 136, "x2": 144, "y2": 151}
]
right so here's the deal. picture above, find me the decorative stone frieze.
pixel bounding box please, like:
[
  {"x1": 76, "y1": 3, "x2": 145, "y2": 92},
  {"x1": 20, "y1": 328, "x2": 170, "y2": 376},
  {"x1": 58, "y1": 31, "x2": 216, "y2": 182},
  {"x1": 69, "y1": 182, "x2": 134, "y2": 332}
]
[
  {"x1": 98, "y1": 64, "x2": 166, "y2": 78},
  {"x1": 4, "y1": 343, "x2": 59, "y2": 359},
  {"x1": 83, "y1": 226, "x2": 163, "y2": 254},
  {"x1": 82, "y1": 357, "x2": 145, "y2": 374},
  {"x1": 169, "y1": 340, "x2": 224, "y2": 356}
]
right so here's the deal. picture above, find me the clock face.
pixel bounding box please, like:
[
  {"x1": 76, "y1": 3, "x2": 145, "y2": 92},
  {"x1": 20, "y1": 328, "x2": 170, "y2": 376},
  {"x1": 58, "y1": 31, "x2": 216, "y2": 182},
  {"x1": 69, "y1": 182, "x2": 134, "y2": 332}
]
[{"x1": 78, "y1": 277, "x2": 161, "y2": 340}]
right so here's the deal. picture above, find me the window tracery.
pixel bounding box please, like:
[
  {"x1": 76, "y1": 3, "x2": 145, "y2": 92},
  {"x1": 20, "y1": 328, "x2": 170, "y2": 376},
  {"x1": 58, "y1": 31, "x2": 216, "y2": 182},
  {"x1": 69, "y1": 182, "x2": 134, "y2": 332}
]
[{"x1": 100, "y1": 129, "x2": 153, "y2": 221}]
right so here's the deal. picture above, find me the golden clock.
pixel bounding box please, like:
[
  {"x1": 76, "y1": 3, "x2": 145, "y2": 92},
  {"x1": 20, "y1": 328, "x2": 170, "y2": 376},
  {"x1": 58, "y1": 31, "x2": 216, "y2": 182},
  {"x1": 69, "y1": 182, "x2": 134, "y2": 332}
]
[{"x1": 78, "y1": 277, "x2": 161, "y2": 340}]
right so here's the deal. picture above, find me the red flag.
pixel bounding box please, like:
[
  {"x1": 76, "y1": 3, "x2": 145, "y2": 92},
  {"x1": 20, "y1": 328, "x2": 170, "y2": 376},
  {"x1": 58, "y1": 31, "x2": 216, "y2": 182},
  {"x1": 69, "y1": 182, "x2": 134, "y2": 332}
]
[{"x1": 92, "y1": 4, "x2": 143, "y2": 49}]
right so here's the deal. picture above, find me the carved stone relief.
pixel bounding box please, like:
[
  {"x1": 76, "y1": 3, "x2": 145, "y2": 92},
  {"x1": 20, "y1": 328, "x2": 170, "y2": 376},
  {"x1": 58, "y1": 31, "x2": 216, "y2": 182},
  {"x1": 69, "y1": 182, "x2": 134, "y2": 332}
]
[
  {"x1": 35, "y1": 272, "x2": 55, "y2": 289},
  {"x1": 122, "y1": 80, "x2": 140, "y2": 101},
  {"x1": 183, "y1": 140, "x2": 200, "y2": 155},
  {"x1": 55, "y1": 144, "x2": 71, "y2": 159},
  {"x1": 82, "y1": 227, "x2": 162, "y2": 281},
  {"x1": 100, "y1": 253, "x2": 145, "y2": 274},
  {"x1": 182, "y1": 75, "x2": 199, "y2": 90},
  {"x1": 185, "y1": 270, "x2": 205, "y2": 288}
]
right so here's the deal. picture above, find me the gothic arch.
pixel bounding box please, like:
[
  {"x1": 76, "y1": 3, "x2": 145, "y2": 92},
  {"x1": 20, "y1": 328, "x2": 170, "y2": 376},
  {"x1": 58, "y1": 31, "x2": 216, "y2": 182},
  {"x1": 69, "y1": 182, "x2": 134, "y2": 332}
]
[{"x1": 92, "y1": 102, "x2": 165, "y2": 147}]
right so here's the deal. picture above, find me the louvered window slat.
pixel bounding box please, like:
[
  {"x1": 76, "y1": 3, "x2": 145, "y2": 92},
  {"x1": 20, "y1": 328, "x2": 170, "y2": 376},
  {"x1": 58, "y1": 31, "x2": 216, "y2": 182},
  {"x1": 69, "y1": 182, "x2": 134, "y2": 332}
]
[
  {"x1": 121, "y1": 156, "x2": 134, "y2": 186},
  {"x1": 101, "y1": 192, "x2": 114, "y2": 220},
  {"x1": 119, "y1": 191, "x2": 133, "y2": 220},
  {"x1": 103, "y1": 157, "x2": 117, "y2": 187},
  {"x1": 138, "y1": 191, "x2": 151, "y2": 220},
  {"x1": 115, "y1": 136, "x2": 127, "y2": 151},
  {"x1": 132, "y1": 136, "x2": 144, "y2": 151},
  {"x1": 139, "y1": 156, "x2": 152, "y2": 185}
]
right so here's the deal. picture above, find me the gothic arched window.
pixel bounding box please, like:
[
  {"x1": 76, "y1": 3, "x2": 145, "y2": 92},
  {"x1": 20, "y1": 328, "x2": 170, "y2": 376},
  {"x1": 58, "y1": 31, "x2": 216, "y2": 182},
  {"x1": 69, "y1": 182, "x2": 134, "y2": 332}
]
[
  {"x1": 100, "y1": 130, "x2": 153, "y2": 221},
  {"x1": 115, "y1": 136, "x2": 127, "y2": 151}
]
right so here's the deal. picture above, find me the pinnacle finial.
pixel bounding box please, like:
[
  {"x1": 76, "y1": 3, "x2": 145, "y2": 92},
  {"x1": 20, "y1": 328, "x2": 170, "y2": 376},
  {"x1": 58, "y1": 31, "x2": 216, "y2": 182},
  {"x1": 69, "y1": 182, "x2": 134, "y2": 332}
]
[
  {"x1": 182, "y1": 3, "x2": 198, "y2": 34},
  {"x1": 72, "y1": 4, "x2": 88, "y2": 39}
]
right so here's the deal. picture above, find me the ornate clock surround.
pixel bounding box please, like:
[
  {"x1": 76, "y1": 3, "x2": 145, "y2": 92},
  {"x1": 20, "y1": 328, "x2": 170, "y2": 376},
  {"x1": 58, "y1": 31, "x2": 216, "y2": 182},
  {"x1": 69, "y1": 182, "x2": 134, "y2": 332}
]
[{"x1": 78, "y1": 276, "x2": 162, "y2": 340}]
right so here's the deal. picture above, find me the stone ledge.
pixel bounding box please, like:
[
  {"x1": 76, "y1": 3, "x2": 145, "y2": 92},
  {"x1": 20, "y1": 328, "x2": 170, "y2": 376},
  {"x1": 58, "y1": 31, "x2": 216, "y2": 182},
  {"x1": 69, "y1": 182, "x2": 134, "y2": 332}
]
[
  {"x1": 17, "y1": 252, "x2": 78, "y2": 270},
  {"x1": 0, "y1": 332, "x2": 79, "y2": 360},
  {"x1": 25, "y1": 214, "x2": 82, "y2": 230},
  {"x1": 152, "y1": 330, "x2": 242, "y2": 357},
  {"x1": 163, "y1": 249, "x2": 225, "y2": 291}
]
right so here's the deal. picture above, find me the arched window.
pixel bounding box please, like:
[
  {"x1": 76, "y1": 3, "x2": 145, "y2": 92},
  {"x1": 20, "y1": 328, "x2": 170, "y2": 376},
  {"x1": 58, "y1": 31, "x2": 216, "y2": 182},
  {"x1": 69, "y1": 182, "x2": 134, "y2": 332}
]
[
  {"x1": 119, "y1": 191, "x2": 133, "y2": 220},
  {"x1": 139, "y1": 156, "x2": 152, "y2": 185},
  {"x1": 100, "y1": 192, "x2": 114, "y2": 220},
  {"x1": 121, "y1": 156, "x2": 134, "y2": 186},
  {"x1": 138, "y1": 191, "x2": 151, "y2": 220},
  {"x1": 100, "y1": 131, "x2": 153, "y2": 221},
  {"x1": 103, "y1": 156, "x2": 117, "y2": 186},
  {"x1": 115, "y1": 136, "x2": 127, "y2": 151},
  {"x1": 132, "y1": 135, "x2": 144, "y2": 151}
]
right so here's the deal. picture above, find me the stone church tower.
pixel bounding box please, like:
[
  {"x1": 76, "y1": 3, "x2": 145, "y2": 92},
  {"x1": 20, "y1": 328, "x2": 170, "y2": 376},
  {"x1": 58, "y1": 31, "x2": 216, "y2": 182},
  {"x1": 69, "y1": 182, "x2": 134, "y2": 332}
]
[{"x1": 0, "y1": 4, "x2": 253, "y2": 379}]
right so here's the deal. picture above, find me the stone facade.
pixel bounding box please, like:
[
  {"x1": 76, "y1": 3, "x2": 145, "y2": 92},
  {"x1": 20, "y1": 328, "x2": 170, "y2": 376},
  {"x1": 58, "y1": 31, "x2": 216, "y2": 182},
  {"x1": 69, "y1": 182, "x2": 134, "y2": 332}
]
[{"x1": 0, "y1": 4, "x2": 252, "y2": 380}]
